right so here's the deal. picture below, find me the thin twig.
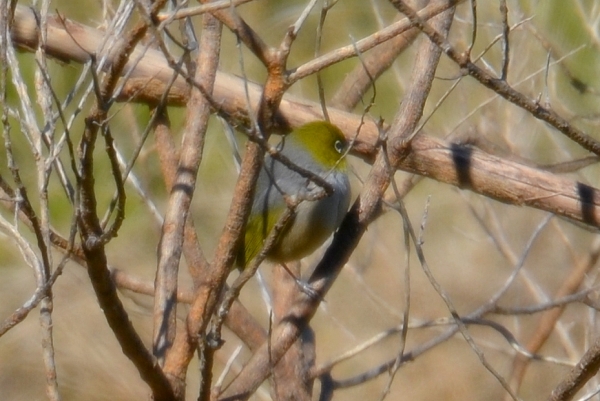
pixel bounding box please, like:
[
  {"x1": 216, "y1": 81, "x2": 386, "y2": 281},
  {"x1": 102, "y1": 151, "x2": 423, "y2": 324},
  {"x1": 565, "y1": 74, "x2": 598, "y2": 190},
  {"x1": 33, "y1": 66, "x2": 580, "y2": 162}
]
[
  {"x1": 391, "y1": 0, "x2": 600, "y2": 156},
  {"x1": 219, "y1": 4, "x2": 455, "y2": 398}
]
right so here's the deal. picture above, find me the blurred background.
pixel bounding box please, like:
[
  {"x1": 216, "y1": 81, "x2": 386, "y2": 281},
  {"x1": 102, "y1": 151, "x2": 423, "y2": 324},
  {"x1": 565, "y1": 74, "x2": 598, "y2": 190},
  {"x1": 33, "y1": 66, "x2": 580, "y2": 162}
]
[{"x1": 2, "y1": 0, "x2": 600, "y2": 400}]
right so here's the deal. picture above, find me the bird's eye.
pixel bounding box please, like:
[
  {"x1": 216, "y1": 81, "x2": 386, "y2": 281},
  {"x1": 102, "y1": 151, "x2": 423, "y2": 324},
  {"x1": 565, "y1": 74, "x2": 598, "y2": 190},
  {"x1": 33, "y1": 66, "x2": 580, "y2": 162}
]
[{"x1": 334, "y1": 139, "x2": 345, "y2": 154}]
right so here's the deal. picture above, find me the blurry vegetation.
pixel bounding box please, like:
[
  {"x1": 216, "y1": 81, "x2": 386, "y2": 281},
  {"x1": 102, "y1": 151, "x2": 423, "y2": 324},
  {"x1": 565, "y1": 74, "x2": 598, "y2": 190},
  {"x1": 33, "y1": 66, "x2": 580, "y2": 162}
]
[{"x1": 2, "y1": 1, "x2": 600, "y2": 401}]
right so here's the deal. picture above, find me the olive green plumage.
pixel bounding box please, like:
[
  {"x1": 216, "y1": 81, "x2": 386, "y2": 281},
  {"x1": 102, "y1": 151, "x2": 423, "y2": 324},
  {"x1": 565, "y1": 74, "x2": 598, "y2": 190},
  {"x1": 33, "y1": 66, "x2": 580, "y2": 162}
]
[{"x1": 238, "y1": 121, "x2": 351, "y2": 268}]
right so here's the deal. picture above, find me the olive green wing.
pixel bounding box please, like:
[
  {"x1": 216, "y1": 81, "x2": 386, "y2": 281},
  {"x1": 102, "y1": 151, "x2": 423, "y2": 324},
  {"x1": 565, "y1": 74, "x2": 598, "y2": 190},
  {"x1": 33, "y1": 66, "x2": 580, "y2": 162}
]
[{"x1": 238, "y1": 201, "x2": 287, "y2": 268}]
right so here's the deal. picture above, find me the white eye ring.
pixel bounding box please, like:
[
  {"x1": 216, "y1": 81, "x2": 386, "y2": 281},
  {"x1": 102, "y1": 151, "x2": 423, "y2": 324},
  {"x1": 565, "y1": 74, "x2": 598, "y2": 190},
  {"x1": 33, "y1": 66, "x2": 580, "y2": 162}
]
[{"x1": 334, "y1": 139, "x2": 345, "y2": 154}]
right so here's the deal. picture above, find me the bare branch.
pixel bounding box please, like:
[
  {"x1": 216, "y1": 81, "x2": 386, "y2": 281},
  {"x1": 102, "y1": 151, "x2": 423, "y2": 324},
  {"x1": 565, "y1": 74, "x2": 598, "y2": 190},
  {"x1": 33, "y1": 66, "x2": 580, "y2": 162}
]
[
  {"x1": 156, "y1": 9, "x2": 222, "y2": 398},
  {"x1": 390, "y1": 0, "x2": 600, "y2": 156},
  {"x1": 219, "y1": 5, "x2": 456, "y2": 398}
]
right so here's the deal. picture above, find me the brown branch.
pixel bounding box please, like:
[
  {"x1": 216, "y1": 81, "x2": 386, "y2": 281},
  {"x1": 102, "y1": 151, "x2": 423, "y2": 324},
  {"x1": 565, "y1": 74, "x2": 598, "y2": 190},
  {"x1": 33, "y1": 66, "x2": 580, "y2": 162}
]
[
  {"x1": 10, "y1": 5, "x2": 600, "y2": 229},
  {"x1": 154, "y1": 10, "x2": 222, "y2": 398},
  {"x1": 401, "y1": 136, "x2": 600, "y2": 227},
  {"x1": 151, "y1": 107, "x2": 194, "y2": 367},
  {"x1": 389, "y1": 0, "x2": 600, "y2": 156},
  {"x1": 549, "y1": 335, "x2": 600, "y2": 401},
  {"x1": 8, "y1": 4, "x2": 600, "y2": 400},
  {"x1": 156, "y1": 0, "x2": 256, "y2": 22},
  {"x1": 163, "y1": 136, "x2": 263, "y2": 398},
  {"x1": 152, "y1": 110, "x2": 211, "y2": 282},
  {"x1": 152, "y1": 109, "x2": 268, "y2": 360},
  {"x1": 506, "y1": 240, "x2": 600, "y2": 399},
  {"x1": 0, "y1": 179, "x2": 267, "y2": 356},
  {"x1": 210, "y1": 5, "x2": 272, "y2": 67},
  {"x1": 288, "y1": 0, "x2": 462, "y2": 84},
  {"x1": 219, "y1": 6, "x2": 455, "y2": 398},
  {"x1": 111, "y1": 268, "x2": 267, "y2": 351},
  {"x1": 161, "y1": 3, "x2": 291, "y2": 379},
  {"x1": 70, "y1": 0, "x2": 176, "y2": 399},
  {"x1": 329, "y1": 0, "x2": 426, "y2": 111},
  {"x1": 270, "y1": 264, "x2": 315, "y2": 401}
]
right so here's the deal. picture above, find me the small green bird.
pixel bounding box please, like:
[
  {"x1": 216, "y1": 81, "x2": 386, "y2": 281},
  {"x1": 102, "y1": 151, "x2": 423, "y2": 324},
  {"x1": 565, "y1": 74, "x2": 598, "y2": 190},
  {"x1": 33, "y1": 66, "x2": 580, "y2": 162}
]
[{"x1": 238, "y1": 121, "x2": 351, "y2": 268}]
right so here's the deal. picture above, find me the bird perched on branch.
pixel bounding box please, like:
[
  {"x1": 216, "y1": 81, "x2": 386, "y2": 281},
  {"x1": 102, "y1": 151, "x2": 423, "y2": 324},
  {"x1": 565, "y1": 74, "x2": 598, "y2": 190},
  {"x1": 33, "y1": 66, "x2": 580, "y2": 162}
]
[{"x1": 238, "y1": 121, "x2": 351, "y2": 269}]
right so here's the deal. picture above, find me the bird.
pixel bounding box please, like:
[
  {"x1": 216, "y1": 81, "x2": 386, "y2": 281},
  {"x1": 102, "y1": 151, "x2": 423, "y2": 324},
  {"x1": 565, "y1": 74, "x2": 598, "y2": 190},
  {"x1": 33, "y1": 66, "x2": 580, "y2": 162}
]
[{"x1": 238, "y1": 121, "x2": 351, "y2": 269}]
